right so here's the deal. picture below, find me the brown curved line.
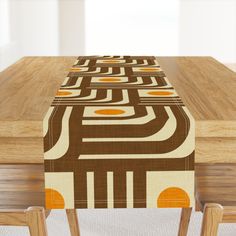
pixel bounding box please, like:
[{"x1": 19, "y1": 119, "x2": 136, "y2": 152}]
[
  {"x1": 75, "y1": 59, "x2": 86, "y2": 66},
  {"x1": 44, "y1": 106, "x2": 67, "y2": 153},
  {"x1": 81, "y1": 106, "x2": 168, "y2": 138},
  {"x1": 84, "y1": 104, "x2": 147, "y2": 121},
  {"x1": 60, "y1": 76, "x2": 92, "y2": 88},
  {"x1": 44, "y1": 56, "x2": 194, "y2": 209},
  {"x1": 80, "y1": 106, "x2": 190, "y2": 154},
  {"x1": 91, "y1": 76, "x2": 164, "y2": 86},
  {"x1": 54, "y1": 106, "x2": 84, "y2": 161},
  {"x1": 54, "y1": 89, "x2": 95, "y2": 100},
  {"x1": 54, "y1": 89, "x2": 118, "y2": 102}
]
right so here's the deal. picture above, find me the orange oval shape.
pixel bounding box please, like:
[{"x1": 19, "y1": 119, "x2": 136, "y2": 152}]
[
  {"x1": 102, "y1": 60, "x2": 121, "y2": 63},
  {"x1": 45, "y1": 188, "x2": 65, "y2": 209},
  {"x1": 70, "y1": 67, "x2": 81, "y2": 71},
  {"x1": 139, "y1": 68, "x2": 159, "y2": 72},
  {"x1": 148, "y1": 91, "x2": 173, "y2": 96},
  {"x1": 56, "y1": 91, "x2": 72, "y2": 96},
  {"x1": 99, "y1": 78, "x2": 121, "y2": 82},
  {"x1": 157, "y1": 187, "x2": 190, "y2": 208},
  {"x1": 95, "y1": 109, "x2": 125, "y2": 115}
]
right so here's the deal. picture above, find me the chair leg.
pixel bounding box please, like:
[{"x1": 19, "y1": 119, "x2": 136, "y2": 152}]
[
  {"x1": 66, "y1": 209, "x2": 80, "y2": 236},
  {"x1": 178, "y1": 207, "x2": 192, "y2": 236},
  {"x1": 45, "y1": 209, "x2": 51, "y2": 218},
  {"x1": 26, "y1": 207, "x2": 48, "y2": 236},
  {"x1": 200, "y1": 203, "x2": 223, "y2": 236}
]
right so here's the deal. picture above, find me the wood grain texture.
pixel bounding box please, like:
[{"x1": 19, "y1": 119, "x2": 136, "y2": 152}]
[
  {"x1": 0, "y1": 57, "x2": 76, "y2": 138},
  {"x1": 26, "y1": 207, "x2": 48, "y2": 236},
  {"x1": 196, "y1": 164, "x2": 236, "y2": 209},
  {"x1": 195, "y1": 121, "x2": 236, "y2": 138},
  {"x1": 0, "y1": 210, "x2": 27, "y2": 225},
  {"x1": 0, "y1": 56, "x2": 235, "y2": 138},
  {"x1": 66, "y1": 209, "x2": 81, "y2": 236},
  {"x1": 0, "y1": 138, "x2": 43, "y2": 163},
  {"x1": 199, "y1": 204, "x2": 236, "y2": 235},
  {"x1": 0, "y1": 207, "x2": 48, "y2": 236},
  {"x1": 0, "y1": 164, "x2": 44, "y2": 209},
  {"x1": 158, "y1": 57, "x2": 236, "y2": 122},
  {"x1": 1, "y1": 163, "x2": 236, "y2": 210},
  {"x1": 200, "y1": 203, "x2": 223, "y2": 236},
  {"x1": 1, "y1": 163, "x2": 236, "y2": 235},
  {"x1": 222, "y1": 206, "x2": 236, "y2": 223},
  {"x1": 178, "y1": 208, "x2": 192, "y2": 236},
  {"x1": 0, "y1": 57, "x2": 235, "y2": 164},
  {"x1": 195, "y1": 138, "x2": 236, "y2": 163},
  {"x1": 1, "y1": 137, "x2": 235, "y2": 164}
]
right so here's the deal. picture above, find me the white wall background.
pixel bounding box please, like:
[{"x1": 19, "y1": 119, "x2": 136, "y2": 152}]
[
  {"x1": 0, "y1": 0, "x2": 59, "y2": 71},
  {"x1": 12, "y1": 0, "x2": 59, "y2": 56},
  {"x1": 85, "y1": 0, "x2": 179, "y2": 55},
  {"x1": 58, "y1": 0, "x2": 85, "y2": 55},
  {"x1": 179, "y1": 0, "x2": 236, "y2": 62},
  {"x1": 0, "y1": 0, "x2": 236, "y2": 71},
  {"x1": 0, "y1": 0, "x2": 9, "y2": 47}
]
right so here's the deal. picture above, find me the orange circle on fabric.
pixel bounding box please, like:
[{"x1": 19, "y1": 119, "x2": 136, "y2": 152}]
[
  {"x1": 45, "y1": 188, "x2": 65, "y2": 209},
  {"x1": 99, "y1": 78, "x2": 121, "y2": 82},
  {"x1": 147, "y1": 91, "x2": 173, "y2": 96},
  {"x1": 139, "y1": 68, "x2": 159, "y2": 72},
  {"x1": 157, "y1": 187, "x2": 190, "y2": 208},
  {"x1": 102, "y1": 60, "x2": 120, "y2": 63},
  {"x1": 56, "y1": 91, "x2": 72, "y2": 96},
  {"x1": 71, "y1": 68, "x2": 81, "y2": 71},
  {"x1": 95, "y1": 109, "x2": 125, "y2": 115}
]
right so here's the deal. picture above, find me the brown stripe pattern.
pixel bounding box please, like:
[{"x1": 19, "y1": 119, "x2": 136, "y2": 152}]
[{"x1": 44, "y1": 56, "x2": 195, "y2": 209}]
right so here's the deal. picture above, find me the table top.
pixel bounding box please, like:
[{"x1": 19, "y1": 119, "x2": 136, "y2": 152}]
[{"x1": 0, "y1": 56, "x2": 236, "y2": 138}]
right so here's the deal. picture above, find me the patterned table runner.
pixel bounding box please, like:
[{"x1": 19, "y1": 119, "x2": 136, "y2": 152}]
[{"x1": 43, "y1": 56, "x2": 195, "y2": 209}]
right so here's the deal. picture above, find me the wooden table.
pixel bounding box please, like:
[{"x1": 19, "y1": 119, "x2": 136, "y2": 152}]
[
  {"x1": 0, "y1": 57, "x2": 236, "y2": 236},
  {"x1": 0, "y1": 56, "x2": 235, "y2": 164}
]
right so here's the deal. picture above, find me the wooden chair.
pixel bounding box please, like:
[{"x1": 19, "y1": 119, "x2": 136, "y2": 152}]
[
  {"x1": 0, "y1": 208, "x2": 80, "y2": 236},
  {"x1": 178, "y1": 163, "x2": 236, "y2": 236},
  {"x1": 65, "y1": 209, "x2": 80, "y2": 236},
  {"x1": 0, "y1": 164, "x2": 80, "y2": 236},
  {"x1": 0, "y1": 207, "x2": 47, "y2": 236}
]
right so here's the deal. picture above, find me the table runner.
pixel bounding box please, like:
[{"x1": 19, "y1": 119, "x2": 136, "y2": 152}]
[{"x1": 43, "y1": 56, "x2": 195, "y2": 209}]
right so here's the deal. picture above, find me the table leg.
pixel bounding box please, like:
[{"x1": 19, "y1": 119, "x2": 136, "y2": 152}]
[
  {"x1": 26, "y1": 207, "x2": 48, "y2": 236},
  {"x1": 200, "y1": 203, "x2": 223, "y2": 236},
  {"x1": 66, "y1": 209, "x2": 80, "y2": 236},
  {"x1": 178, "y1": 207, "x2": 192, "y2": 236}
]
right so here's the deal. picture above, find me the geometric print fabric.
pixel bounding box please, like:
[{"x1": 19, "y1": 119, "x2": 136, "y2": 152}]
[{"x1": 43, "y1": 56, "x2": 195, "y2": 209}]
